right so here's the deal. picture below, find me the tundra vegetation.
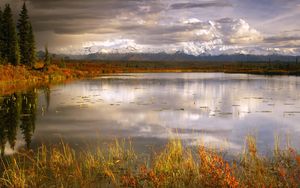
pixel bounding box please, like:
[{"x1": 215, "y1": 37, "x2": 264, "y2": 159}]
[
  {"x1": 0, "y1": 137, "x2": 300, "y2": 187},
  {"x1": 1, "y1": 3, "x2": 300, "y2": 188}
]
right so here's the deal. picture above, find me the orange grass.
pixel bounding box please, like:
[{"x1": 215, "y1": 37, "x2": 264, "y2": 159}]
[
  {"x1": 0, "y1": 63, "x2": 103, "y2": 95},
  {"x1": 0, "y1": 137, "x2": 300, "y2": 187},
  {"x1": 2, "y1": 60, "x2": 300, "y2": 95}
]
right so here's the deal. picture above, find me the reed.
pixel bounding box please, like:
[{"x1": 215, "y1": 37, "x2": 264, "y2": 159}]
[{"x1": 0, "y1": 137, "x2": 299, "y2": 187}]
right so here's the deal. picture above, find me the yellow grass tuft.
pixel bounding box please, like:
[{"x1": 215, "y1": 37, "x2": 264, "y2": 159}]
[{"x1": 0, "y1": 137, "x2": 300, "y2": 187}]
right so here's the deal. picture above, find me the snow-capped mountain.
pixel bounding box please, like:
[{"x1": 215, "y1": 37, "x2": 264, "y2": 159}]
[
  {"x1": 77, "y1": 41, "x2": 298, "y2": 57},
  {"x1": 53, "y1": 18, "x2": 299, "y2": 57}
]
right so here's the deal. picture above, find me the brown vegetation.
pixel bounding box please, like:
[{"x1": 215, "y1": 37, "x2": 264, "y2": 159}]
[
  {"x1": 1, "y1": 60, "x2": 300, "y2": 95},
  {"x1": 64, "y1": 60, "x2": 300, "y2": 75},
  {"x1": 0, "y1": 137, "x2": 300, "y2": 187},
  {"x1": 0, "y1": 63, "x2": 102, "y2": 95}
]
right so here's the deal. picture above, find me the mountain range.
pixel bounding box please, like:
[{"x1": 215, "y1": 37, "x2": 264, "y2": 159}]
[{"x1": 38, "y1": 50, "x2": 298, "y2": 63}]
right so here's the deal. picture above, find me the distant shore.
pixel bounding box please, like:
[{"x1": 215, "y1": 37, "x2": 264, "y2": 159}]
[
  {"x1": 1, "y1": 60, "x2": 300, "y2": 95},
  {"x1": 65, "y1": 60, "x2": 300, "y2": 75}
]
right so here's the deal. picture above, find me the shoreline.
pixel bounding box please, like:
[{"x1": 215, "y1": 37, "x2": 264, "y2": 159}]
[
  {"x1": 1, "y1": 61, "x2": 300, "y2": 95},
  {"x1": 1, "y1": 63, "x2": 300, "y2": 187},
  {"x1": 0, "y1": 63, "x2": 102, "y2": 95}
]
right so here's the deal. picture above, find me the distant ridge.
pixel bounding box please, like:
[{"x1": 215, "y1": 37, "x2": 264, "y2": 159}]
[{"x1": 37, "y1": 51, "x2": 299, "y2": 62}]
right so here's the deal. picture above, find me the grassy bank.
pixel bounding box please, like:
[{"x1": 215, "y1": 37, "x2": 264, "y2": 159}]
[
  {"x1": 1, "y1": 137, "x2": 299, "y2": 187},
  {"x1": 1, "y1": 60, "x2": 300, "y2": 95},
  {"x1": 65, "y1": 60, "x2": 300, "y2": 75},
  {"x1": 0, "y1": 64, "x2": 102, "y2": 95}
]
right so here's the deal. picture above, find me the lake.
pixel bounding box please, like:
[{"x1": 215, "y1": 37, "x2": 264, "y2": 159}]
[{"x1": 1, "y1": 73, "x2": 300, "y2": 155}]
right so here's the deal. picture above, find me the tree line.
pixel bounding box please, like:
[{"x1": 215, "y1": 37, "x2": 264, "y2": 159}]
[{"x1": 0, "y1": 3, "x2": 35, "y2": 67}]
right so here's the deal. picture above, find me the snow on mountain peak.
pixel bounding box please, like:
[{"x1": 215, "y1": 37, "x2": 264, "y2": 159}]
[{"x1": 54, "y1": 18, "x2": 298, "y2": 56}]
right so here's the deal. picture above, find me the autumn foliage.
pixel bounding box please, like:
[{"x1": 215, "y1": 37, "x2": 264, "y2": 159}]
[{"x1": 1, "y1": 138, "x2": 300, "y2": 187}]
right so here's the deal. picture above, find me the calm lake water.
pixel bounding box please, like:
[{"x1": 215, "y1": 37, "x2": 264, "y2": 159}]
[{"x1": 1, "y1": 73, "x2": 300, "y2": 155}]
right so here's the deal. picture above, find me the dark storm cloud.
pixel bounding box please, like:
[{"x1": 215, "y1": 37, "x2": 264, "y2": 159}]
[
  {"x1": 216, "y1": 17, "x2": 235, "y2": 23},
  {"x1": 29, "y1": 0, "x2": 155, "y2": 9},
  {"x1": 170, "y1": 1, "x2": 232, "y2": 10},
  {"x1": 23, "y1": 0, "x2": 199, "y2": 44},
  {"x1": 17, "y1": 0, "x2": 165, "y2": 34},
  {"x1": 114, "y1": 20, "x2": 217, "y2": 45},
  {"x1": 0, "y1": 0, "x2": 299, "y2": 55},
  {"x1": 264, "y1": 36, "x2": 300, "y2": 43}
]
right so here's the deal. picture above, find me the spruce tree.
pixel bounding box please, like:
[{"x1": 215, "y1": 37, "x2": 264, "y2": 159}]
[
  {"x1": 0, "y1": 7, "x2": 4, "y2": 61},
  {"x1": 18, "y1": 3, "x2": 35, "y2": 67},
  {"x1": 28, "y1": 24, "x2": 36, "y2": 66},
  {"x1": 2, "y1": 4, "x2": 20, "y2": 65},
  {"x1": 44, "y1": 46, "x2": 51, "y2": 68}
]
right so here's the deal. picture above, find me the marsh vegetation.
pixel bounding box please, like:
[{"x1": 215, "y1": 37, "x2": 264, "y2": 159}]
[{"x1": 1, "y1": 137, "x2": 300, "y2": 187}]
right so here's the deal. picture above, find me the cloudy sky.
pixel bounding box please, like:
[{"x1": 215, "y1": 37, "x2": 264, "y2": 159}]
[{"x1": 1, "y1": 0, "x2": 300, "y2": 55}]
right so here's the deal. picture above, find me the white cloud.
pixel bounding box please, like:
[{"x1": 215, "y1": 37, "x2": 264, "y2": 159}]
[
  {"x1": 221, "y1": 19, "x2": 264, "y2": 44},
  {"x1": 82, "y1": 39, "x2": 140, "y2": 54},
  {"x1": 2, "y1": 0, "x2": 299, "y2": 55},
  {"x1": 182, "y1": 18, "x2": 201, "y2": 24},
  {"x1": 54, "y1": 18, "x2": 298, "y2": 56}
]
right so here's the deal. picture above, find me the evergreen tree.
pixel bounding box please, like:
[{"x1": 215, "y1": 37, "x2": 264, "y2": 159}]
[
  {"x1": 44, "y1": 46, "x2": 51, "y2": 69},
  {"x1": 2, "y1": 4, "x2": 20, "y2": 65},
  {"x1": 17, "y1": 3, "x2": 35, "y2": 66},
  {"x1": 0, "y1": 7, "x2": 4, "y2": 61},
  {"x1": 28, "y1": 24, "x2": 36, "y2": 65}
]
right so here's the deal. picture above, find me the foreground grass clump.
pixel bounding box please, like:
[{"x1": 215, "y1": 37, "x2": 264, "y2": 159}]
[
  {"x1": 121, "y1": 140, "x2": 239, "y2": 188},
  {"x1": 0, "y1": 137, "x2": 300, "y2": 187},
  {"x1": 237, "y1": 136, "x2": 300, "y2": 187}
]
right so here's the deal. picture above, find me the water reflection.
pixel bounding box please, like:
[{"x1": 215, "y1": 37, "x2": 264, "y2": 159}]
[
  {"x1": 36, "y1": 74, "x2": 300, "y2": 153},
  {"x1": 1, "y1": 73, "x2": 300, "y2": 155},
  {"x1": 0, "y1": 90, "x2": 37, "y2": 155},
  {"x1": 42, "y1": 86, "x2": 51, "y2": 113}
]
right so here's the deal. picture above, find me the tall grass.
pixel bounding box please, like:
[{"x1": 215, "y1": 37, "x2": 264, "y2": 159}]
[{"x1": 0, "y1": 137, "x2": 300, "y2": 187}]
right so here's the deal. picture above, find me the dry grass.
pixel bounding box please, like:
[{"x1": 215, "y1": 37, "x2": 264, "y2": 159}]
[
  {"x1": 0, "y1": 137, "x2": 299, "y2": 188},
  {"x1": 0, "y1": 63, "x2": 103, "y2": 95},
  {"x1": 1, "y1": 60, "x2": 300, "y2": 95},
  {"x1": 64, "y1": 60, "x2": 300, "y2": 75}
]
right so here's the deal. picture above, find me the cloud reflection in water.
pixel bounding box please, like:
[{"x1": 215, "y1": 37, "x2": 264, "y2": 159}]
[{"x1": 30, "y1": 73, "x2": 300, "y2": 154}]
